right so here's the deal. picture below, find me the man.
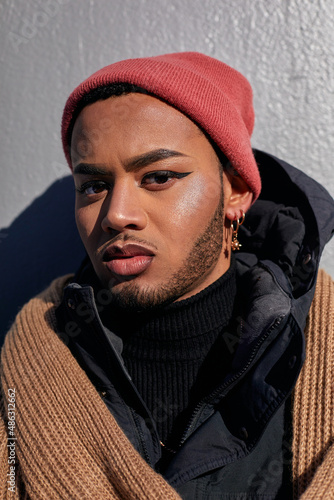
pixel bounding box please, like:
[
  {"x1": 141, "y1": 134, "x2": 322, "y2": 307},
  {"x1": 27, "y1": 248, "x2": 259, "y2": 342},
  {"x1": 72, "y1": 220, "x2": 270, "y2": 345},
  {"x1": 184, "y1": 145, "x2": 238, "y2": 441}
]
[{"x1": 1, "y1": 52, "x2": 334, "y2": 499}]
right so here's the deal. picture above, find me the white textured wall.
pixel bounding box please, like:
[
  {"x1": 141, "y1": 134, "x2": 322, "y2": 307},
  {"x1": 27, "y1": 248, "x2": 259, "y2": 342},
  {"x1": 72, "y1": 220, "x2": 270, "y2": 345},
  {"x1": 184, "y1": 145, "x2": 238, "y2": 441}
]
[{"x1": 1, "y1": 0, "x2": 333, "y2": 271}]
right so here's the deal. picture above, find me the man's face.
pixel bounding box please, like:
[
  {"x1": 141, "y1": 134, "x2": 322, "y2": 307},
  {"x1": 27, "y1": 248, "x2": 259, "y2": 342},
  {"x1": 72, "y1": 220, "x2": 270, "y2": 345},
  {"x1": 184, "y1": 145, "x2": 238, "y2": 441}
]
[{"x1": 71, "y1": 93, "x2": 234, "y2": 310}]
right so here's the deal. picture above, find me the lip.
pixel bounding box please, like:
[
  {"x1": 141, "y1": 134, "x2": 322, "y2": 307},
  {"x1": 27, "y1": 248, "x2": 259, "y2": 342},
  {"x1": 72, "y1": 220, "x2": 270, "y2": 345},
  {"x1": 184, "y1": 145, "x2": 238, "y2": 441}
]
[{"x1": 102, "y1": 243, "x2": 155, "y2": 277}]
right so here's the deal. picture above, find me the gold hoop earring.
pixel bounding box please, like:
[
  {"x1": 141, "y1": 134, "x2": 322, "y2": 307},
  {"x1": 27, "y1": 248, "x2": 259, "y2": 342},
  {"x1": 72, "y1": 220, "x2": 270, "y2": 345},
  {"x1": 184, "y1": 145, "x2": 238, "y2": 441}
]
[{"x1": 231, "y1": 212, "x2": 245, "y2": 251}]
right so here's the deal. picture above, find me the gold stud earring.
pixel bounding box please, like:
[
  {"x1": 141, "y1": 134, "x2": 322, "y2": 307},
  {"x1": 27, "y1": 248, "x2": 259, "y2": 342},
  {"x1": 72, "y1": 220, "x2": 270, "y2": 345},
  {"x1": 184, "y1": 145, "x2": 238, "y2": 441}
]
[{"x1": 231, "y1": 212, "x2": 245, "y2": 251}]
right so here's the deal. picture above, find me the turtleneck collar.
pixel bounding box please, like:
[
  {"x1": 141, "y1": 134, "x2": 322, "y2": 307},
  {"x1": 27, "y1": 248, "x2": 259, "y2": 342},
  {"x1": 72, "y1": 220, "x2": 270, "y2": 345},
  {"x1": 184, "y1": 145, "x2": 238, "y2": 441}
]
[{"x1": 74, "y1": 255, "x2": 237, "y2": 347}]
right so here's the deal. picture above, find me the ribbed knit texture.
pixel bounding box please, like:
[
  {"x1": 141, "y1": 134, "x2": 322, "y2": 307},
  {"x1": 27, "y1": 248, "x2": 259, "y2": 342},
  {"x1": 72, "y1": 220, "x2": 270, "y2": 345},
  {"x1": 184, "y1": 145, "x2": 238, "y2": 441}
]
[
  {"x1": 111, "y1": 264, "x2": 236, "y2": 444},
  {"x1": 61, "y1": 52, "x2": 261, "y2": 200},
  {"x1": 0, "y1": 276, "x2": 181, "y2": 500},
  {"x1": 293, "y1": 269, "x2": 334, "y2": 499},
  {"x1": 0, "y1": 270, "x2": 333, "y2": 498}
]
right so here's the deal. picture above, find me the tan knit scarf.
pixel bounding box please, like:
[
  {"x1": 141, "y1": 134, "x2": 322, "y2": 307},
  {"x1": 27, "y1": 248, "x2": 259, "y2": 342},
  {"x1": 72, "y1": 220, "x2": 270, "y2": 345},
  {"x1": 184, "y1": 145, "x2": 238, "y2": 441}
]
[
  {"x1": 0, "y1": 270, "x2": 333, "y2": 499},
  {"x1": 293, "y1": 269, "x2": 334, "y2": 499}
]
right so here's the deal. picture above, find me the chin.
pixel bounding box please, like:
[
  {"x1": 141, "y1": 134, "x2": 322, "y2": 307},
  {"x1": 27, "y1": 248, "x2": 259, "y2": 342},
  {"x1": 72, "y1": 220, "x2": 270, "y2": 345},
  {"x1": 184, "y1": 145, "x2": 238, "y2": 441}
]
[{"x1": 104, "y1": 280, "x2": 175, "y2": 312}]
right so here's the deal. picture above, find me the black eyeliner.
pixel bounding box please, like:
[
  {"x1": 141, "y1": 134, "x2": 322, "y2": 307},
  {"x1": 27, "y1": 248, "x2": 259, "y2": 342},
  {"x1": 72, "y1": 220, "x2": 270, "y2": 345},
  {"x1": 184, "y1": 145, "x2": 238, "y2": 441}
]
[{"x1": 75, "y1": 180, "x2": 109, "y2": 194}]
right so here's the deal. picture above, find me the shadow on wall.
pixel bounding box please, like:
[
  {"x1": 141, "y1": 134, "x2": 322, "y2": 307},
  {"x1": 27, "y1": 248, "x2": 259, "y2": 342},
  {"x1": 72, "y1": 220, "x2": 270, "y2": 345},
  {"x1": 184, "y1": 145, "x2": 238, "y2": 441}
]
[{"x1": 0, "y1": 176, "x2": 86, "y2": 344}]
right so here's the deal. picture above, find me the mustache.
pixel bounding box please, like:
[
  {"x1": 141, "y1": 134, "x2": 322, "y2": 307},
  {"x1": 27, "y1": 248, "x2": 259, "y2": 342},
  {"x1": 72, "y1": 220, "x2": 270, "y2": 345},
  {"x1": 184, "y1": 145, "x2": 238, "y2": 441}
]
[{"x1": 98, "y1": 233, "x2": 158, "y2": 255}]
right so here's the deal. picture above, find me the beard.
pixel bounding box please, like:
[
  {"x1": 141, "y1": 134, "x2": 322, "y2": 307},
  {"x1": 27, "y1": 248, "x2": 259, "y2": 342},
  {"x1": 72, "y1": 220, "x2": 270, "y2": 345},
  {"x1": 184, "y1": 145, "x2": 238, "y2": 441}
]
[{"x1": 100, "y1": 193, "x2": 226, "y2": 312}]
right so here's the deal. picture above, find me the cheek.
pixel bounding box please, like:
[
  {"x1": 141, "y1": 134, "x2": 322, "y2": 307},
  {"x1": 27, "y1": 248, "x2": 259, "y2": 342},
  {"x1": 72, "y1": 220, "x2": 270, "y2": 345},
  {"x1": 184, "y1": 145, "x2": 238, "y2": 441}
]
[
  {"x1": 162, "y1": 174, "x2": 222, "y2": 242},
  {"x1": 174, "y1": 174, "x2": 221, "y2": 221},
  {"x1": 75, "y1": 204, "x2": 98, "y2": 246}
]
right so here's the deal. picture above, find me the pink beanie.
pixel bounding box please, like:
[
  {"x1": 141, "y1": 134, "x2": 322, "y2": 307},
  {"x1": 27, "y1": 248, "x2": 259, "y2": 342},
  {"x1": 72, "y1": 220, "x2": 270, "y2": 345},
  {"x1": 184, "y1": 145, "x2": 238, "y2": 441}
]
[{"x1": 61, "y1": 52, "x2": 261, "y2": 200}]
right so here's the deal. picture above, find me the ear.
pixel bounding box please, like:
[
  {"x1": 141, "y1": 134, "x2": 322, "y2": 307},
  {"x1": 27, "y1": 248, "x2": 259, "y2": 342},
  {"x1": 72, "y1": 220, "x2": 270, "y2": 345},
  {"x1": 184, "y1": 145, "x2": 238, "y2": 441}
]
[{"x1": 223, "y1": 170, "x2": 253, "y2": 222}]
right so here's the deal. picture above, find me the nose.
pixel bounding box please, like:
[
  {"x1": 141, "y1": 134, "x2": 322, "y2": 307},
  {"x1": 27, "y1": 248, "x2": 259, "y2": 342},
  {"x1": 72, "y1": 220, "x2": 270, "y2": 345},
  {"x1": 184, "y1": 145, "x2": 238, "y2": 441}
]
[{"x1": 101, "y1": 179, "x2": 147, "y2": 233}]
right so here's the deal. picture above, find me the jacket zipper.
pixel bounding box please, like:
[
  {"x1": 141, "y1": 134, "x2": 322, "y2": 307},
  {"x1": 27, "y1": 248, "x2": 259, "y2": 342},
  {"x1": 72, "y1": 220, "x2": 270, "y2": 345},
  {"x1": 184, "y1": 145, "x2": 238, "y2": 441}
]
[
  {"x1": 179, "y1": 315, "x2": 285, "y2": 446},
  {"x1": 130, "y1": 408, "x2": 152, "y2": 466}
]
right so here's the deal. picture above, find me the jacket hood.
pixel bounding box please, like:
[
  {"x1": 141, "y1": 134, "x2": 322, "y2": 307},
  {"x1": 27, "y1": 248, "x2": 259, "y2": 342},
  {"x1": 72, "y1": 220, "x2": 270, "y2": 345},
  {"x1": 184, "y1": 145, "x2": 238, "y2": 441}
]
[{"x1": 237, "y1": 149, "x2": 334, "y2": 326}]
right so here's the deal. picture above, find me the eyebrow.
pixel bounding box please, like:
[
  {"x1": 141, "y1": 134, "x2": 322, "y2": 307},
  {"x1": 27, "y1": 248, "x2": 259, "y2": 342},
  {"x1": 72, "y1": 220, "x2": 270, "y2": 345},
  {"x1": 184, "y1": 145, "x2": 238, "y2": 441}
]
[
  {"x1": 73, "y1": 149, "x2": 188, "y2": 176},
  {"x1": 125, "y1": 149, "x2": 187, "y2": 170},
  {"x1": 73, "y1": 164, "x2": 108, "y2": 175}
]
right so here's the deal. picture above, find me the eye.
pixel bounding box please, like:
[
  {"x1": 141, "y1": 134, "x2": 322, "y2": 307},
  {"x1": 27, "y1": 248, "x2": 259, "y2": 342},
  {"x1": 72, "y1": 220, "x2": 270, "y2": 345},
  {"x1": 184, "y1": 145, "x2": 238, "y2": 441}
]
[
  {"x1": 141, "y1": 170, "x2": 192, "y2": 189},
  {"x1": 76, "y1": 180, "x2": 109, "y2": 196}
]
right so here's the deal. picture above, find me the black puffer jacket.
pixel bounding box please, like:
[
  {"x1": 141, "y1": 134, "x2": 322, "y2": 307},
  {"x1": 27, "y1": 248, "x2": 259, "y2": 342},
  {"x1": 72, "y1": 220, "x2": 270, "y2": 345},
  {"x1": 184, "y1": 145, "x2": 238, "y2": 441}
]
[{"x1": 56, "y1": 150, "x2": 334, "y2": 499}]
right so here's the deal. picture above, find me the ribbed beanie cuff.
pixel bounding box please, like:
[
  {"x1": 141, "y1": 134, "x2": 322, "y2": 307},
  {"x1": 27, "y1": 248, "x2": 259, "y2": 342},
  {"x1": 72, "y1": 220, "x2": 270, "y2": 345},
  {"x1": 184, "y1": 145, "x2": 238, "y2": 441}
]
[{"x1": 61, "y1": 52, "x2": 261, "y2": 200}]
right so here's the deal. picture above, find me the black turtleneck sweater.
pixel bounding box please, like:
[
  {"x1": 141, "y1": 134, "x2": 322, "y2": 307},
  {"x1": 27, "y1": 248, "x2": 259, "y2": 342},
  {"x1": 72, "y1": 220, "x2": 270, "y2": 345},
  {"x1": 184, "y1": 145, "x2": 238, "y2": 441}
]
[{"x1": 102, "y1": 259, "x2": 237, "y2": 447}]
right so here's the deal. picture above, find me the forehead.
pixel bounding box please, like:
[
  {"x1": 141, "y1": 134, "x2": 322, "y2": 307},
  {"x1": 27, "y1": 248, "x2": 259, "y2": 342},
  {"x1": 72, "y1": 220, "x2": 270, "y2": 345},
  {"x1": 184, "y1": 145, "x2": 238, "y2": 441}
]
[{"x1": 70, "y1": 93, "x2": 204, "y2": 161}]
